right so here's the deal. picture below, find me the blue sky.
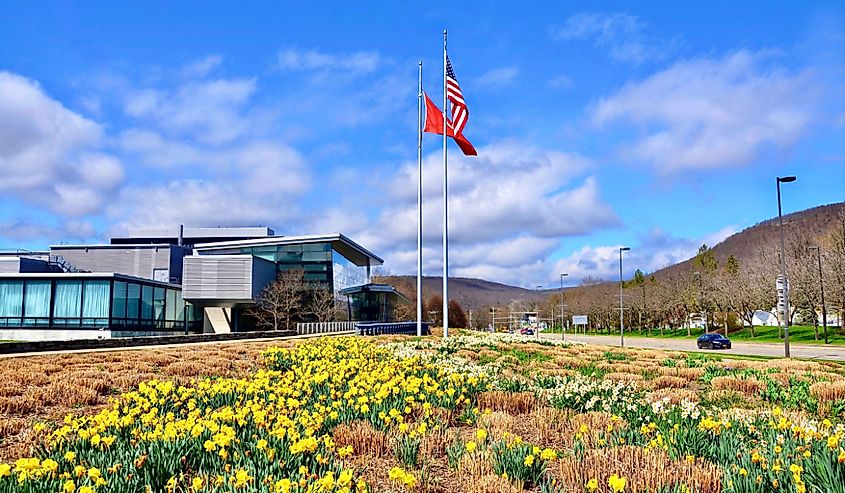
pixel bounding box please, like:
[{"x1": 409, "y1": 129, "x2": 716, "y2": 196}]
[{"x1": 1, "y1": 1, "x2": 844, "y2": 287}]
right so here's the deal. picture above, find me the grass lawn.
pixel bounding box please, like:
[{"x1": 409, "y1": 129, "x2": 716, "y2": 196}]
[
  {"x1": 541, "y1": 324, "x2": 845, "y2": 345},
  {"x1": 621, "y1": 324, "x2": 845, "y2": 345}
]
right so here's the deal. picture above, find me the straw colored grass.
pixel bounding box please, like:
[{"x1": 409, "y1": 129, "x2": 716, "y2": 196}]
[{"x1": 555, "y1": 446, "x2": 722, "y2": 493}]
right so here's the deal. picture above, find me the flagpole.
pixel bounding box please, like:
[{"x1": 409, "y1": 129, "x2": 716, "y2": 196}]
[
  {"x1": 442, "y1": 29, "x2": 449, "y2": 339},
  {"x1": 416, "y1": 60, "x2": 423, "y2": 338}
]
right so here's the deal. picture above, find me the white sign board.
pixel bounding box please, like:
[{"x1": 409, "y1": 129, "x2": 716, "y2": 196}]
[{"x1": 572, "y1": 315, "x2": 588, "y2": 325}]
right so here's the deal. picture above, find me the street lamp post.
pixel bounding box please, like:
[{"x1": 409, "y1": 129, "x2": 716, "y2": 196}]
[
  {"x1": 619, "y1": 247, "x2": 631, "y2": 347},
  {"x1": 809, "y1": 245, "x2": 828, "y2": 344},
  {"x1": 777, "y1": 175, "x2": 796, "y2": 357},
  {"x1": 560, "y1": 273, "x2": 568, "y2": 340}
]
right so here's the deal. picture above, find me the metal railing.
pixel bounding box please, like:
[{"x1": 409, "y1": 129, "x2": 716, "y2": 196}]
[
  {"x1": 296, "y1": 321, "x2": 357, "y2": 335},
  {"x1": 356, "y1": 322, "x2": 429, "y2": 336}
]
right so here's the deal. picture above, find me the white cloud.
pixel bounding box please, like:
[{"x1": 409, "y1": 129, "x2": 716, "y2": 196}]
[
  {"x1": 475, "y1": 67, "x2": 519, "y2": 89},
  {"x1": 313, "y1": 142, "x2": 621, "y2": 287},
  {"x1": 109, "y1": 141, "x2": 309, "y2": 231},
  {"x1": 0, "y1": 71, "x2": 123, "y2": 216},
  {"x1": 181, "y1": 55, "x2": 223, "y2": 78},
  {"x1": 124, "y1": 77, "x2": 257, "y2": 145},
  {"x1": 592, "y1": 51, "x2": 816, "y2": 171},
  {"x1": 551, "y1": 12, "x2": 670, "y2": 64},
  {"x1": 276, "y1": 47, "x2": 379, "y2": 75},
  {"x1": 551, "y1": 226, "x2": 738, "y2": 284}
]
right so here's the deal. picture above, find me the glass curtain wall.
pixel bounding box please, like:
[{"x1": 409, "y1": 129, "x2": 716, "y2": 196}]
[
  {"x1": 82, "y1": 281, "x2": 109, "y2": 325},
  {"x1": 0, "y1": 281, "x2": 23, "y2": 326},
  {"x1": 111, "y1": 280, "x2": 188, "y2": 330},
  {"x1": 23, "y1": 280, "x2": 51, "y2": 326},
  {"x1": 53, "y1": 280, "x2": 82, "y2": 324},
  {"x1": 0, "y1": 277, "x2": 193, "y2": 330}
]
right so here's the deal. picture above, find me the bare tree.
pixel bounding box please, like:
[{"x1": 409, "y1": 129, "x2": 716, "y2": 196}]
[
  {"x1": 247, "y1": 269, "x2": 306, "y2": 331},
  {"x1": 308, "y1": 283, "x2": 338, "y2": 323},
  {"x1": 824, "y1": 209, "x2": 845, "y2": 329}
]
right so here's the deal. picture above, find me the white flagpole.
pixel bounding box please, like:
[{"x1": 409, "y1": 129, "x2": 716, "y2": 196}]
[
  {"x1": 442, "y1": 29, "x2": 449, "y2": 339},
  {"x1": 416, "y1": 60, "x2": 423, "y2": 337}
]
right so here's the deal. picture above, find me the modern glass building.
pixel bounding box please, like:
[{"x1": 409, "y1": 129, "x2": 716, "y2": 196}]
[
  {"x1": 0, "y1": 274, "x2": 191, "y2": 332},
  {"x1": 0, "y1": 229, "x2": 384, "y2": 340},
  {"x1": 182, "y1": 234, "x2": 383, "y2": 332},
  {"x1": 189, "y1": 234, "x2": 378, "y2": 296}
]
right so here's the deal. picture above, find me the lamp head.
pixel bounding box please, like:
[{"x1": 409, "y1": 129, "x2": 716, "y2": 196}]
[
  {"x1": 620, "y1": 247, "x2": 631, "y2": 252},
  {"x1": 777, "y1": 176, "x2": 797, "y2": 183}
]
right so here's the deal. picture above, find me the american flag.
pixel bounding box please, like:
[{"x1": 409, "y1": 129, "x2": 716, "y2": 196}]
[{"x1": 445, "y1": 55, "x2": 468, "y2": 136}]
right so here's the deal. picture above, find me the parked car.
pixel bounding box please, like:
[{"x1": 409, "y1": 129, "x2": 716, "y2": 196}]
[
  {"x1": 520, "y1": 328, "x2": 534, "y2": 336},
  {"x1": 697, "y1": 333, "x2": 732, "y2": 350}
]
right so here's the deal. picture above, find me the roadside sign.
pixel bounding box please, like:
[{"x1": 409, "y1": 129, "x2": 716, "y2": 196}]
[{"x1": 572, "y1": 315, "x2": 588, "y2": 325}]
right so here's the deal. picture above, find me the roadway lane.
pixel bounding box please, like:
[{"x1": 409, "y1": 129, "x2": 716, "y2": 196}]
[{"x1": 540, "y1": 333, "x2": 845, "y2": 361}]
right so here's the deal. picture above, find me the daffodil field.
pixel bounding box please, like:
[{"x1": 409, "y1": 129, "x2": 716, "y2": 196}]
[{"x1": 2, "y1": 334, "x2": 845, "y2": 493}]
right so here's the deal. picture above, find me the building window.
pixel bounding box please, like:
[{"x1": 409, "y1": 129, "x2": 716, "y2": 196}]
[
  {"x1": 23, "y1": 280, "x2": 51, "y2": 326},
  {"x1": 112, "y1": 281, "x2": 128, "y2": 319},
  {"x1": 141, "y1": 285, "x2": 154, "y2": 321},
  {"x1": 0, "y1": 280, "x2": 23, "y2": 326},
  {"x1": 153, "y1": 287, "x2": 165, "y2": 326},
  {"x1": 81, "y1": 281, "x2": 110, "y2": 325},
  {"x1": 127, "y1": 283, "x2": 141, "y2": 320},
  {"x1": 54, "y1": 280, "x2": 82, "y2": 321}
]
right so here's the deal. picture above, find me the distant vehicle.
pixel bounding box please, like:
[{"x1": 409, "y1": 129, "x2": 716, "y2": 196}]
[
  {"x1": 697, "y1": 333, "x2": 732, "y2": 350},
  {"x1": 520, "y1": 328, "x2": 534, "y2": 336}
]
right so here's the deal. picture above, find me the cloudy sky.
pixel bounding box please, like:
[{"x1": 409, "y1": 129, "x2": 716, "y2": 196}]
[{"x1": 1, "y1": 2, "x2": 844, "y2": 287}]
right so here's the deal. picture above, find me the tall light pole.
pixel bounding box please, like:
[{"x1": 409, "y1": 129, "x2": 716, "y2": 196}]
[
  {"x1": 777, "y1": 175, "x2": 796, "y2": 357},
  {"x1": 808, "y1": 245, "x2": 828, "y2": 344},
  {"x1": 536, "y1": 285, "x2": 542, "y2": 337},
  {"x1": 619, "y1": 247, "x2": 631, "y2": 347},
  {"x1": 560, "y1": 273, "x2": 568, "y2": 340}
]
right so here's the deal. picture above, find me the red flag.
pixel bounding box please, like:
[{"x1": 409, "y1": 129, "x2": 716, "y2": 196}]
[{"x1": 423, "y1": 92, "x2": 477, "y2": 156}]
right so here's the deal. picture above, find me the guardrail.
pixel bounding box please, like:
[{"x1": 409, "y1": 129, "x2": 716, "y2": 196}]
[
  {"x1": 296, "y1": 321, "x2": 357, "y2": 335},
  {"x1": 356, "y1": 322, "x2": 429, "y2": 336}
]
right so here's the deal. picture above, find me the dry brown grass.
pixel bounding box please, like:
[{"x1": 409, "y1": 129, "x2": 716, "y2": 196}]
[
  {"x1": 477, "y1": 391, "x2": 536, "y2": 414},
  {"x1": 555, "y1": 446, "x2": 722, "y2": 493},
  {"x1": 649, "y1": 375, "x2": 690, "y2": 390},
  {"x1": 811, "y1": 380, "x2": 845, "y2": 407},
  {"x1": 332, "y1": 421, "x2": 389, "y2": 459},
  {"x1": 710, "y1": 376, "x2": 765, "y2": 396}
]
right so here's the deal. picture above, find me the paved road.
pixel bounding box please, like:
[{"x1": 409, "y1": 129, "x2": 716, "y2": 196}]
[{"x1": 540, "y1": 333, "x2": 845, "y2": 361}]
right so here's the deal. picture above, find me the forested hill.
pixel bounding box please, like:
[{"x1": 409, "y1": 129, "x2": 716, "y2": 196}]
[
  {"x1": 653, "y1": 202, "x2": 845, "y2": 279},
  {"x1": 373, "y1": 275, "x2": 548, "y2": 311}
]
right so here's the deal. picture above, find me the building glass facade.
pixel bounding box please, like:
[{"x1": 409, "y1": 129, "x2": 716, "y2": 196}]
[
  {"x1": 0, "y1": 276, "x2": 193, "y2": 330},
  {"x1": 205, "y1": 242, "x2": 367, "y2": 295}
]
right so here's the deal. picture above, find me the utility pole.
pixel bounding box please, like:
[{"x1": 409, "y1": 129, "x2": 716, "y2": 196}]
[
  {"x1": 468, "y1": 310, "x2": 473, "y2": 330},
  {"x1": 491, "y1": 306, "x2": 496, "y2": 333},
  {"x1": 809, "y1": 245, "x2": 829, "y2": 344}
]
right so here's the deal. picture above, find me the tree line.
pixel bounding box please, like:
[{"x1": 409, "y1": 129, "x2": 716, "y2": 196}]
[{"x1": 529, "y1": 212, "x2": 845, "y2": 339}]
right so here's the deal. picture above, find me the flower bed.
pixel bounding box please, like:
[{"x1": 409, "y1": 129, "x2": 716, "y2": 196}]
[{"x1": 1, "y1": 333, "x2": 845, "y2": 492}]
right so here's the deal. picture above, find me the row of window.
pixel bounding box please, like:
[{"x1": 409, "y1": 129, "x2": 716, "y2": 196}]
[{"x1": 0, "y1": 279, "x2": 190, "y2": 329}]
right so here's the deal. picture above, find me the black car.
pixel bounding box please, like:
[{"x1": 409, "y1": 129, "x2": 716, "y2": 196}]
[{"x1": 697, "y1": 333, "x2": 732, "y2": 350}]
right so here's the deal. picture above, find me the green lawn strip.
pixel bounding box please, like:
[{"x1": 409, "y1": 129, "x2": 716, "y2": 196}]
[{"x1": 605, "y1": 325, "x2": 845, "y2": 345}]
